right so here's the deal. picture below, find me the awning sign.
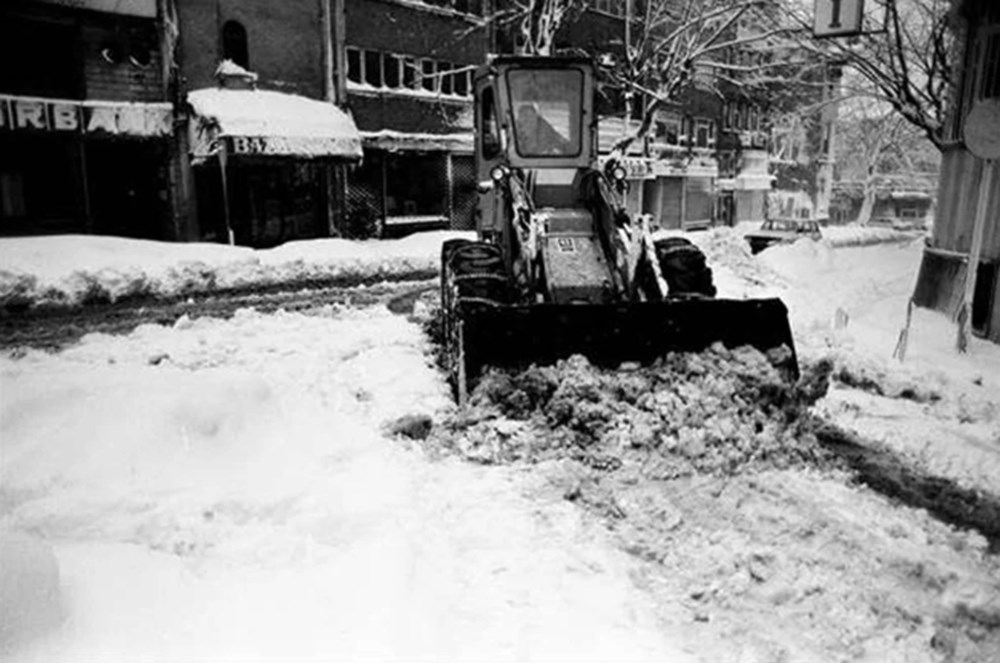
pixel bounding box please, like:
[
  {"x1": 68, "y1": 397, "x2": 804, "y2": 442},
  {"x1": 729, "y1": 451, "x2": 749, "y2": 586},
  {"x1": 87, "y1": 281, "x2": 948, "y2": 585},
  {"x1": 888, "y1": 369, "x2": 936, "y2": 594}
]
[
  {"x1": 227, "y1": 135, "x2": 363, "y2": 157},
  {"x1": 0, "y1": 95, "x2": 173, "y2": 137}
]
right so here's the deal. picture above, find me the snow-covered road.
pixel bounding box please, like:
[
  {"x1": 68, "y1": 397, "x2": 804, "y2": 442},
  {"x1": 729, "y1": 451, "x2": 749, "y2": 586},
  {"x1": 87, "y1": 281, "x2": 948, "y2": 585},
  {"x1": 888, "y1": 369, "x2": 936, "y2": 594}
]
[
  {"x1": 2, "y1": 306, "x2": 696, "y2": 662},
  {"x1": 2, "y1": 228, "x2": 999, "y2": 661}
]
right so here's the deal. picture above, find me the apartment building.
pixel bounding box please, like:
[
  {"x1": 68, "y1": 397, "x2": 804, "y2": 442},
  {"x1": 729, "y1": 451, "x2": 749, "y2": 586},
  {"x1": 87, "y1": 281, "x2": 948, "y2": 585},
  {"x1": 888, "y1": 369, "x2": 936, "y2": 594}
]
[{"x1": 342, "y1": 0, "x2": 490, "y2": 234}]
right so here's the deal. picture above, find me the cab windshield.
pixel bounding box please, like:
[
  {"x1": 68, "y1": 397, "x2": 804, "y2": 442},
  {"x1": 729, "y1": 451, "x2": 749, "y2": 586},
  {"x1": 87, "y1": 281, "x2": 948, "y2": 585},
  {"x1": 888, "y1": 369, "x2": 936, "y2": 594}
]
[{"x1": 506, "y1": 68, "x2": 583, "y2": 158}]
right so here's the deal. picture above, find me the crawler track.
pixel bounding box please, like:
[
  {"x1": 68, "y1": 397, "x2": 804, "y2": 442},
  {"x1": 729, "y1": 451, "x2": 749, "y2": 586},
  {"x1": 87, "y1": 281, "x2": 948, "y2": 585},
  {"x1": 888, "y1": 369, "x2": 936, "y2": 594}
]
[{"x1": 0, "y1": 277, "x2": 438, "y2": 352}]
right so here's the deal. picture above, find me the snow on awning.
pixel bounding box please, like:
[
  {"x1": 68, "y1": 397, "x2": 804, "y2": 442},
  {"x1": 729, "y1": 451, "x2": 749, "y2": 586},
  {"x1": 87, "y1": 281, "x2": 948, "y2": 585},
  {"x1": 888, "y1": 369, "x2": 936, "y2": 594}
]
[
  {"x1": 188, "y1": 88, "x2": 362, "y2": 161},
  {"x1": 361, "y1": 130, "x2": 473, "y2": 153}
]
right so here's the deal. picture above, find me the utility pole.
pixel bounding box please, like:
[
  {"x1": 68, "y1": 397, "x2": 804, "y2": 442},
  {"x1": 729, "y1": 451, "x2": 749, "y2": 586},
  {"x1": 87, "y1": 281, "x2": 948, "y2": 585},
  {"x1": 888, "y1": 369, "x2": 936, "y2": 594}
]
[
  {"x1": 622, "y1": 0, "x2": 631, "y2": 142},
  {"x1": 321, "y1": 0, "x2": 349, "y2": 236}
]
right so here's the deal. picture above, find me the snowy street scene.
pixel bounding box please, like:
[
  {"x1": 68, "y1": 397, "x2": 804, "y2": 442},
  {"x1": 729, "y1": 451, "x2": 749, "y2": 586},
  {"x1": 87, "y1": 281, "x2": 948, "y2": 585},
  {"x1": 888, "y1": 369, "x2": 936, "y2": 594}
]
[
  {"x1": 3, "y1": 228, "x2": 999, "y2": 662},
  {"x1": 2, "y1": 0, "x2": 1000, "y2": 662}
]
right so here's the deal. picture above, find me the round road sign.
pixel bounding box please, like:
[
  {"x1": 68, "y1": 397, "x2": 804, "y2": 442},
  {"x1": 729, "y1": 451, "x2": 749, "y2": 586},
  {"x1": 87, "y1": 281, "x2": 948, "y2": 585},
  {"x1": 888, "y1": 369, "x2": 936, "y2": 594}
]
[{"x1": 964, "y1": 98, "x2": 1000, "y2": 160}]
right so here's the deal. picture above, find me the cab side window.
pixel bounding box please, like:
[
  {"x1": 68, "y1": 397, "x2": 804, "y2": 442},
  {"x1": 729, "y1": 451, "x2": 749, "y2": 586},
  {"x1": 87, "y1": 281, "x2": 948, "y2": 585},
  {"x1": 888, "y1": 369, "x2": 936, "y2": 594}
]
[{"x1": 480, "y1": 86, "x2": 501, "y2": 159}]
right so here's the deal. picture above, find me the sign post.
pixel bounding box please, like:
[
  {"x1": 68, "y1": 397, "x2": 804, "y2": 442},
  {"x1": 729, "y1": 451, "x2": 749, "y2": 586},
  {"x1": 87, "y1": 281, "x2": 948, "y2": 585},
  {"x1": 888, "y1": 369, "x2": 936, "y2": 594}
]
[{"x1": 956, "y1": 99, "x2": 1000, "y2": 352}]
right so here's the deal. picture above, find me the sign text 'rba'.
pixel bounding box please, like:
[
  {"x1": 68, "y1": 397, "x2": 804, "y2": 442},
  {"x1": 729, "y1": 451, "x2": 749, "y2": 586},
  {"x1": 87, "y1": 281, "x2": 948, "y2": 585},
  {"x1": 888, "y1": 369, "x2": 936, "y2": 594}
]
[{"x1": 0, "y1": 96, "x2": 173, "y2": 137}]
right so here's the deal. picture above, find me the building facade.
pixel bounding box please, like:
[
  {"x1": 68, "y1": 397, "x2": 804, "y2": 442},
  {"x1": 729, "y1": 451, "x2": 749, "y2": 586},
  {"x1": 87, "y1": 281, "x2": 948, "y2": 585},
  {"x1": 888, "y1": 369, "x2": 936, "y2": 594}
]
[
  {"x1": 341, "y1": 0, "x2": 489, "y2": 235},
  {"x1": 0, "y1": 0, "x2": 178, "y2": 239},
  {"x1": 912, "y1": 0, "x2": 1000, "y2": 344},
  {"x1": 176, "y1": 0, "x2": 361, "y2": 247}
]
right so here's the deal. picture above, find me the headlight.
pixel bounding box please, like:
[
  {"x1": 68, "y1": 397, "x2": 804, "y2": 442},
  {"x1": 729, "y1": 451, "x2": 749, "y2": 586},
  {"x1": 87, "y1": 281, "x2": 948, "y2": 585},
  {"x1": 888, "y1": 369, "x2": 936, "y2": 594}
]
[
  {"x1": 612, "y1": 165, "x2": 628, "y2": 182},
  {"x1": 490, "y1": 165, "x2": 508, "y2": 182}
]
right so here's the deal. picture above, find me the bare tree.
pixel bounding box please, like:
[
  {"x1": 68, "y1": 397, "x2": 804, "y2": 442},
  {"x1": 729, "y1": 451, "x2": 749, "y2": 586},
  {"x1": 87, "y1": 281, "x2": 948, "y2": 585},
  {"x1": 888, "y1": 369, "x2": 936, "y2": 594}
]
[
  {"x1": 488, "y1": 0, "x2": 587, "y2": 56},
  {"x1": 596, "y1": 0, "x2": 808, "y2": 152},
  {"x1": 781, "y1": 0, "x2": 954, "y2": 150},
  {"x1": 835, "y1": 95, "x2": 939, "y2": 223}
]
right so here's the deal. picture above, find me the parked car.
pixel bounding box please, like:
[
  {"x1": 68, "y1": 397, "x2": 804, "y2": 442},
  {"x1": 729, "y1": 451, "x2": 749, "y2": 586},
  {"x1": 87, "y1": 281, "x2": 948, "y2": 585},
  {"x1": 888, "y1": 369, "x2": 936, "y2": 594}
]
[{"x1": 744, "y1": 218, "x2": 823, "y2": 254}]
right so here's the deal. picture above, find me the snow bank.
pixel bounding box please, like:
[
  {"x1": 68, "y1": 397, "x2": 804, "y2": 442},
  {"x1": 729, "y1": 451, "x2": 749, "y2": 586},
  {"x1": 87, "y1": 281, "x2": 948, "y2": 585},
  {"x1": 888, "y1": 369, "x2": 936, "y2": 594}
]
[
  {"x1": 821, "y1": 224, "x2": 921, "y2": 247},
  {"x1": 0, "y1": 231, "x2": 474, "y2": 308},
  {"x1": 732, "y1": 220, "x2": 919, "y2": 249}
]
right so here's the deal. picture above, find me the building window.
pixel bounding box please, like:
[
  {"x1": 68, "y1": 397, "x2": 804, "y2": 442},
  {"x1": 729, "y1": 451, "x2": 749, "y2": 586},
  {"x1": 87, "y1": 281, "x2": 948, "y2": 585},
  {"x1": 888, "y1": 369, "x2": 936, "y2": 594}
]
[
  {"x1": 364, "y1": 50, "x2": 382, "y2": 86},
  {"x1": 345, "y1": 47, "x2": 472, "y2": 98},
  {"x1": 403, "y1": 58, "x2": 419, "y2": 90},
  {"x1": 422, "y1": 60, "x2": 436, "y2": 92},
  {"x1": 694, "y1": 118, "x2": 715, "y2": 148},
  {"x1": 423, "y1": 0, "x2": 483, "y2": 15},
  {"x1": 383, "y1": 53, "x2": 401, "y2": 88},
  {"x1": 454, "y1": 67, "x2": 470, "y2": 96},
  {"x1": 222, "y1": 20, "x2": 249, "y2": 69},
  {"x1": 347, "y1": 47, "x2": 362, "y2": 84},
  {"x1": 653, "y1": 112, "x2": 683, "y2": 148},
  {"x1": 590, "y1": 0, "x2": 628, "y2": 16},
  {"x1": 440, "y1": 62, "x2": 454, "y2": 95}
]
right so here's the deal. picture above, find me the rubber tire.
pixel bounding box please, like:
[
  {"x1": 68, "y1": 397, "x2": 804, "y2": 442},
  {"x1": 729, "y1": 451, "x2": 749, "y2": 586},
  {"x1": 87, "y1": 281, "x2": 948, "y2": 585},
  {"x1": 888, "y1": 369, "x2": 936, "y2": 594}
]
[
  {"x1": 654, "y1": 237, "x2": 716, "y2": 298},
  {"x1": 440, "y1": 241, "x2": 509, "y2": 400},
  {"x1": 447, "y1": 242, "x2": 509, "y2": 305}
]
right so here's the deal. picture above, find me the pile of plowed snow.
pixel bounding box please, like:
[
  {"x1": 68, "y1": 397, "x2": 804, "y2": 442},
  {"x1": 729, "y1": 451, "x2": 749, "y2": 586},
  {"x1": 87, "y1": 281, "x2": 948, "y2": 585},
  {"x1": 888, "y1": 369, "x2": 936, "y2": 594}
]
[{"x1": 434, "y1": 345, "x2": 833, "y2": 477}]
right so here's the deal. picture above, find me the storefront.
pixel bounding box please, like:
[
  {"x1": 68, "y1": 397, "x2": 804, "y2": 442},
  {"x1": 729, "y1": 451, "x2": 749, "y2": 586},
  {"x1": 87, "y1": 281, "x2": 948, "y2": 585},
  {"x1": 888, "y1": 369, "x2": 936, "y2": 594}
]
[
  {"x1": 345, "y1": 131, "x2": 476, "y2": 237},
  {"x1": 187, "y1": 87, "x2": 363, "y2": 247},
  {"x1": 0, "y1": 94, "x2": 174, "y2": 238},
  {"x1": 644, "y1": 156, "x2": 719, "y2": 230}
]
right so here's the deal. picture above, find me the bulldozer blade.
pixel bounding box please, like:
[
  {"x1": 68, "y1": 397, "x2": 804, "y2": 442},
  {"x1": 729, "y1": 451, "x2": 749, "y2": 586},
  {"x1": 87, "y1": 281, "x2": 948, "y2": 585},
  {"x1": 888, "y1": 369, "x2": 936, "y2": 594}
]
[{"x1": 454, "y1": 297, "x2": 798, "y2": 397}]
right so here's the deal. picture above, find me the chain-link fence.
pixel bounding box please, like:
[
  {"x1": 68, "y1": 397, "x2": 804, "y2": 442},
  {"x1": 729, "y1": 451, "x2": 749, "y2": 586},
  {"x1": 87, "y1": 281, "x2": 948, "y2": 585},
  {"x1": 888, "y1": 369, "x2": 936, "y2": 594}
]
[{"x1": 450, "y1": 154, "x2": 477, "y2": 230}]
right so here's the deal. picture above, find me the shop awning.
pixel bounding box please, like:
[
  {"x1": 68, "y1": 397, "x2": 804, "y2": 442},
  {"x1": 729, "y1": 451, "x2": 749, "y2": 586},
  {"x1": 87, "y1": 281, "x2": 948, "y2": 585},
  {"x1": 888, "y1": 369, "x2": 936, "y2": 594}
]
[{"x1": 188, "y1": 88, "x2": 363, "y2": 161}]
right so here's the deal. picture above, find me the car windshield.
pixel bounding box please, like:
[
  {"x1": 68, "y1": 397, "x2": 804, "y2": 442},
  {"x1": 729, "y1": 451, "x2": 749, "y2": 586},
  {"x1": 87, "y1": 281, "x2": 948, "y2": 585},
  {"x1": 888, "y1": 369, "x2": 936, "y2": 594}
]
[
  {"x1": 763, "y1": 219, "x2": 796, "y2": 232},
  {"x1": 506, "y1": 69, "x2": 583, "y2": 158}
]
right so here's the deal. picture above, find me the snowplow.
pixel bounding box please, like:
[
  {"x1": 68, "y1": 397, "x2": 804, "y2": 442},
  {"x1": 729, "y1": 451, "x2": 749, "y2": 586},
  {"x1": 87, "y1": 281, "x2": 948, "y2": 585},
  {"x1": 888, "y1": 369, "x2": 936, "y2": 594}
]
[{"x1": 441, "y1": 56, "x2": 797, "y2": 401}]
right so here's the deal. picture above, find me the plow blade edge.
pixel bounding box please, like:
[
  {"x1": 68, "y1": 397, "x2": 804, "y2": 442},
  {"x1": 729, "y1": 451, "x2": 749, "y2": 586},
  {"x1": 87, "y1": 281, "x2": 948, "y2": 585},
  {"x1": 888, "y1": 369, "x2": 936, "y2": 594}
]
[{"x1": 455, "y1": 298, "x2": 798, "y2": 395}]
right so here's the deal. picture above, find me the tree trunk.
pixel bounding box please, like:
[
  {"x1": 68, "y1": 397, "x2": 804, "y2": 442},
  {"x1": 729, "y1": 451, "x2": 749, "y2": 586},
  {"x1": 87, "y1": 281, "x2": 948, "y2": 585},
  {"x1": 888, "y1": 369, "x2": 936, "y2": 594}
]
[{"x1": 856, "y1": 182, "x2": 875, "y2": 226}]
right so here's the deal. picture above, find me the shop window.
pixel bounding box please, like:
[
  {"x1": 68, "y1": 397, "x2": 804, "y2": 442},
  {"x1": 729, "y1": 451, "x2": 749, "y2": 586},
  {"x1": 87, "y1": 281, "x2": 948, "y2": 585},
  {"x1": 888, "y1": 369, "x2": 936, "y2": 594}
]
[
  {"x1": 385, "y1": 153, "x2": 447, "y2": 217},
  {"x1": 422, "y1": 60, "x2": 436, "y2": 92},
  {"x1": 364, "y1": 50, "x2": 382, "y2": 86},
  {"x1": 383, "y1": 53, "x2": 401, "y2": 88},
  {"x1": 222, "y1": 20, "x2": 249, "y2": 69},
  {"x1": 347, "y1": 48, "x2": 362, "y2": 83}
]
